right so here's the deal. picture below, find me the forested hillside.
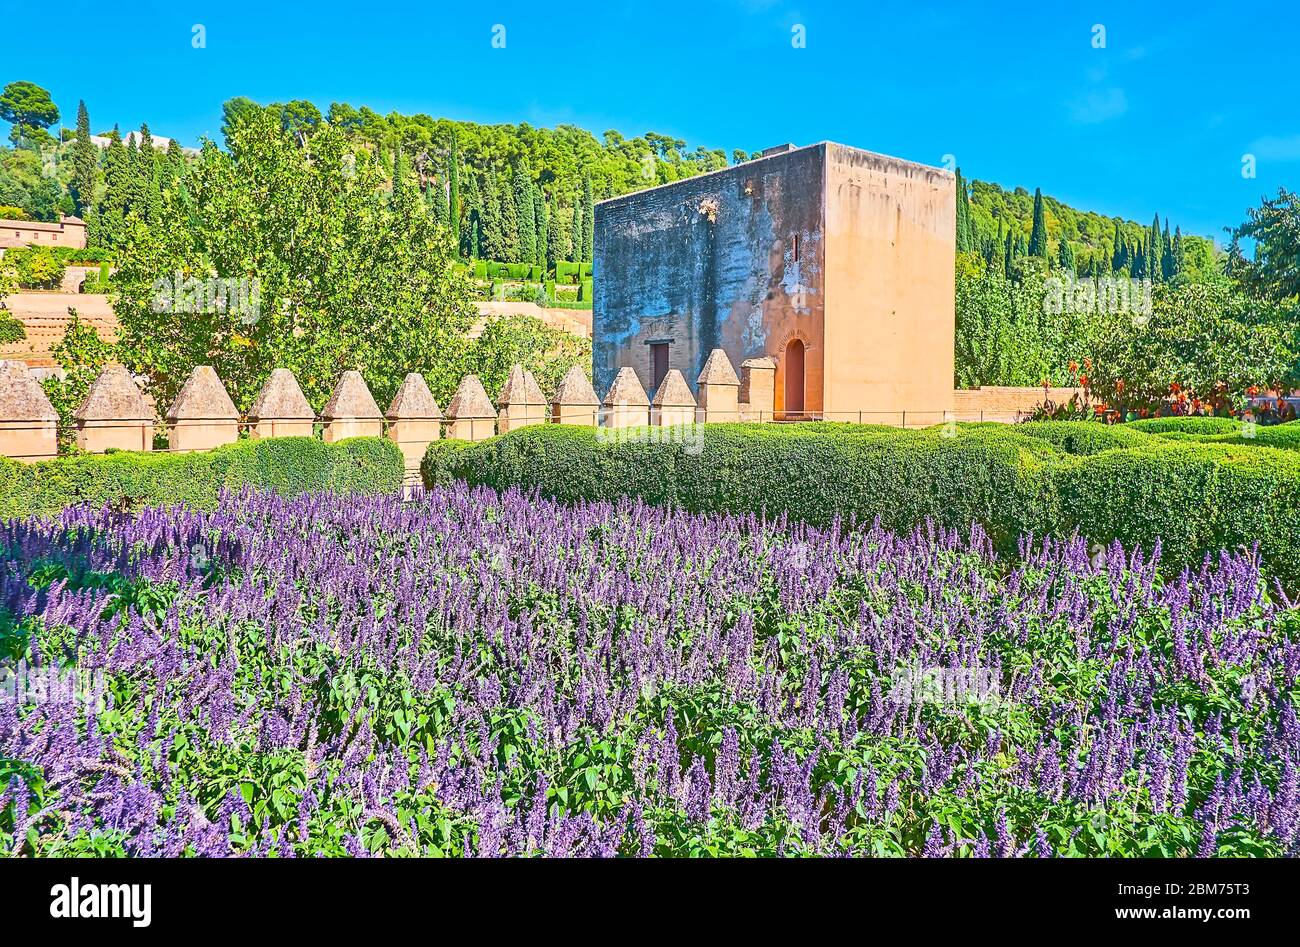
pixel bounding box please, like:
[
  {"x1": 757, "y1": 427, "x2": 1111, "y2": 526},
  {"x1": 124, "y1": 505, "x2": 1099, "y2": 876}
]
[{"x1": 2, "y1": 85, "x2": 1218, "y2": 277}]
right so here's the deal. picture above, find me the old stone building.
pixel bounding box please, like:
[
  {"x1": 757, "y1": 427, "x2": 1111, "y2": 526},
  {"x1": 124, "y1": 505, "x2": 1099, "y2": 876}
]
[{"x1": 592, "y1": 142, "x2": 955, "y2": 422}]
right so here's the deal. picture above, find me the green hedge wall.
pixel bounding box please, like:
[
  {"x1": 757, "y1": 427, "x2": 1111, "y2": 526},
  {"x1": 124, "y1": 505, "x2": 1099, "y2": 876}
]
[
  {"x1": 424, "y1": 421, "x2": 1300, "y2": 587},
  {"x1": 1126, "y1": 416, "x2": 1242, "y2": 436},
  {"x1": 0, "y1": 437, "x2": 404, "y2": 518}
]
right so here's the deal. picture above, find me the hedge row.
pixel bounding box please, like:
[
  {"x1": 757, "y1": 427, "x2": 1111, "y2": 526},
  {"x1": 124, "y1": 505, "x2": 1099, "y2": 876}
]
[
  {"x1": 423, "y1": 421, "x2": 1300, "y2": 587},
  {"x1": 0, "y1": 437, "x2": 404, "y2": 518}
]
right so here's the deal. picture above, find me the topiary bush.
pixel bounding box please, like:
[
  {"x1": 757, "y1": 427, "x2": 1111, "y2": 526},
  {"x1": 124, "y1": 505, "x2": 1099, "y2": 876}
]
[
  {"x1": 1125, "y1": 416, "x2": 1242, "y2": 436},
  {"x1": 1016, "y1": 420, "x2": 1154, "y2": 455},
  {"x1": 0, "y1": 436, "x2": 403, "y2": 518}
]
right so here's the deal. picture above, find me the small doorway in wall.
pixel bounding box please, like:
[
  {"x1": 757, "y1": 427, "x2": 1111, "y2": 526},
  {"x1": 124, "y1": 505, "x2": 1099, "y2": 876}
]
[
  {"x1": 784, "y1": 339, "x2": 805, "y2": 416},
  {"x1": 650, "y1": 342, "x2": 670, "y2": 392}
]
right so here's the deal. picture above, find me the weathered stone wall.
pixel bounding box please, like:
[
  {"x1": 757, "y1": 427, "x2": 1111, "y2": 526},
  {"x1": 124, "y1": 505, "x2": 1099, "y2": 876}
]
[{"x1": 593, "y1": 145, "x2": 826, "y2": 407}]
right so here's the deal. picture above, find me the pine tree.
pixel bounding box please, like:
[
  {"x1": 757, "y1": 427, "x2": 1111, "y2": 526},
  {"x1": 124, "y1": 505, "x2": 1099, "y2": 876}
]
[
  {"x1": 447, "y1": 130, "x2": 461, "y2": 247},
  {"x1": 581, "y1": 176, "x2": 595, "y2": 261},
  {"x1": 513, "y1": 166, "x2": 535, "y2": 264},
  {"x1": 1028, "y1": 188, "x2": 1049, "y2": 257},
  {"x1": 70, "y1": 100, "x2": 97, "y2": 217}
]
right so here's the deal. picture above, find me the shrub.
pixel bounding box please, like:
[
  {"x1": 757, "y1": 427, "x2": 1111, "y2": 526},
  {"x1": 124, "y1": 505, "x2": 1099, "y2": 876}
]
[
  {"x1": 425, "y1": 422, "x2": 1300, "y2": 587},
  {"x1": 0, "y1": 436, "x2": 403, "y2": 518},
  {"x1": 1016, "y1": 420, "x2": 1153, "y2": 455},
  {"x1": 425, "y1": 424, "x2": 1059, "y2": 550},
  {"x1": 1125, "y1": 416, "x2": 1242, "y2": 436},
  {"x1": 8, "y1": 245, "x2": 66, "y2": 289}
]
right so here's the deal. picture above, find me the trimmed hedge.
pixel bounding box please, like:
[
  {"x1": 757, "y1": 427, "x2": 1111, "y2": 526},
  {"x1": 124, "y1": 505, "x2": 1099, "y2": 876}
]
[
  {"x1": 0, "y1": 437, "x2": 404, "y2": 518},
  {"x1": 1126, "y1": 416, "x2": 1242, "y2": 436},
  {"x1": 424, "y1": 422, "x2": 1300, "y2": 587}
]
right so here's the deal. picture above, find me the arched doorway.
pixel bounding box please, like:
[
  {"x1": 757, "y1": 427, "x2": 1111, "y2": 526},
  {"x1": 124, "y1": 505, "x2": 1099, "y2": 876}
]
[{"x1": 784, "y1": 338, "x2": 805, "y2": 416}]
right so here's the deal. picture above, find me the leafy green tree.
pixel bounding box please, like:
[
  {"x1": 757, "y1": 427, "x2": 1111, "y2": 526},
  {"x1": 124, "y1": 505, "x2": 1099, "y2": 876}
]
[
  {"x1": 220, "y1": 97, "x2": 264, "y2": 147},
  {"x1": 70, "y1": 101, "x2": 97, "y2": 216},
  {"x1": 0, "y1": 81, "x2": 59, "y2": 146},
  {"x1": 110, "y1": 110, "x2": 478, "y2": 411},
  {"x1": 1086, "y1": 282, "x2": 1296, "y2": 412},
  {"x1": 40, "y1": 309, "x2": 116, "y2": 452},
  {"x1": 1227, "y1": 188, "x2": 1300, "y2": 303},
  {"x1": 469, "y1": 314, "x2": 591, "y2": 402}
]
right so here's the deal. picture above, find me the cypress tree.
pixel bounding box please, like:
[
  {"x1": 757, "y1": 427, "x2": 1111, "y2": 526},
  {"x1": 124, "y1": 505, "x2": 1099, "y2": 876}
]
[
  {"x1": 71, "y1": 100, "x2": 97, "y2": 217},
  {"x1": 499, "y1": 172, "x2": 520, "y2": 261},
  {"x1": 1057, "y1": 237, "x2": 1075, "y2": 273},
  {"x1": 1170, "y1": 219, "x2": 1180, "y2": 279},
  {"x1": 391, "y1": 148, "x2": 411, "y2": 205},
  {"x1": 461, "y1": 173, "x2": 481, "y2": 259},
  {"x1": 448, "y1": 130, "x2": 460, "y2": 247},
  {"x1": 1111, "y1": 222, "x2": 1125, "y2": 272},
  {"x1": 430, "y1": 173, "x2": 449, "y2": 227},
  {"x1": 93, "y1": 130, "x2": 130, "y2": 249},
  {"x1": 954, "y1": 168, "x2": 973, "y2": 253},
  {"x1": 1003, "y1": 230, "x2": 1015, "y2": 277},
  {"x1": 513, "y1": 166, "x2": 535, "y2": 264},
  {"x1": 1172, "y1": 226, "x2": 1185, "y2": 276},
  {"x1": 545, "y1": 197, "x2": 561, "y2": 272},
  {"x1": 481, "y1": 171, "x2": 505, "y2": 261},
  {"x1": 581, "y1": 176, "x2": 595, "y2": 261},
  {"x1": 1028, "y1": 187, "x2": 1049, "y2": 257},
  {"x1": 532, "y1": 185, "x2": 546, "y2": 267},
  {"x1": 569, "y1": 203, "x2": 581, "y2": 264},
  {"x1": 1148, "y1": 214, "x2": 1162, "y2": 281}
]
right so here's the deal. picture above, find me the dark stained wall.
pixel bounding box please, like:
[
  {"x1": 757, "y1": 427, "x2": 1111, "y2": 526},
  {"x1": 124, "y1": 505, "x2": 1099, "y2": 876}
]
[{"x1": 592, "y1": 144, "x2": 826, "y2": 404}]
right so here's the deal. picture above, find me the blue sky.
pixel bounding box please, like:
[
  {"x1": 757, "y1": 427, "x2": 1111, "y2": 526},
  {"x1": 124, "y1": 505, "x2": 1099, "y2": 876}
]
[{"x1": 3, "y1": 0, "x2": 1296, "y2": 239}]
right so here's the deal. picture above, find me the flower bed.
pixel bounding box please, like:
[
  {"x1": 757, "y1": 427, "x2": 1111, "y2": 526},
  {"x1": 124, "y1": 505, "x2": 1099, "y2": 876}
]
[{"x1": 3, "y1": 486, "x2": 1297, "y2": 856}]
